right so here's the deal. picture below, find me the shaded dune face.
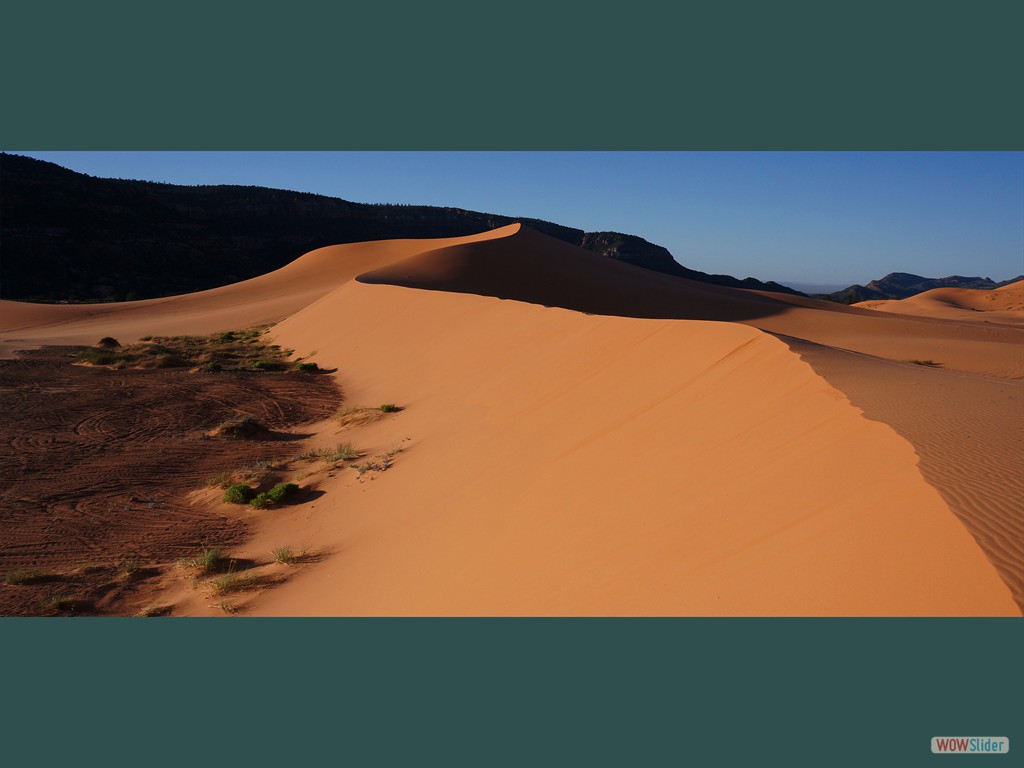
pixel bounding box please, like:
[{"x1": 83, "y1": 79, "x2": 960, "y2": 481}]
[
  {"x1": 358, "y1": 224, "x2": 818, "y2": 323},
  {"x1": 356, "y1": 225, "x2": 1022, "y2": 380}
]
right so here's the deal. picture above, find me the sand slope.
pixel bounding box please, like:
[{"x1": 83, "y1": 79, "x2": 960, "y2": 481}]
[
  {"x1": 249, "y1": 281, "x2": 1014, "y2": 615},
  {"x1": 0, "y1": 228, "x2": 512, "y2": 353},
  {"x1": 855, "y1": 281, "x2": 1024, "y2": 327},
  {"x1": 3, "y1": 223, "x2": 1019, "y2": 615}
]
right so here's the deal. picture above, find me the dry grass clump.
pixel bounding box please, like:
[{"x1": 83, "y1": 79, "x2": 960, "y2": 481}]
[
  {"x1": 177, "y1": 546, "x2": 230, "y2": 574},
  {"x1": 5, "y1": 569, "x2": 58, "y2": 585},
  {"x1": 211, "y1": 416, "x2": 271, "y2": 439},
  {"x1": 76, "y1": 325, "x2": 298, "y2": 372},
  {"x1": 41, "y1": 594, "x2": 92, "y2": 614},
  {"x1": 208, "y1": 569, "x2": 261, "y2": 596},
  {"x1": 137, "y1": 604, "x2": 173, "y2": 617},
  {"x1": 296, "y1": 442, "x2": 360, "y2": 463},
  {"x1": 333, "y1": 406, "x2": 386, "y2": 429}
]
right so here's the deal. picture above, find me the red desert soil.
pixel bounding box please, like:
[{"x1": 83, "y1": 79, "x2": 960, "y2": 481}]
[
  {"x1": 0, "y1": 347, "x2": 339, "y2": 616},
  {"x1": 1, "y1": 224, "x2": 1020, "y2": 615}
]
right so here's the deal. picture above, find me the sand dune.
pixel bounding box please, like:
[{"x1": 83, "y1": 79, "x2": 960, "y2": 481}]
[
  {"x1": 855, "y1": 281, "x2": 1024, "y2": 327},
  {"x1": 0, "y1": 228, "x2": 511, "y2": 354},
  {"x1": 241, "y1": 281, "x2": 1015, "y2": 615},
  {"x1": 2, "y1": 223, "x2": 1019, "y2": 615}
]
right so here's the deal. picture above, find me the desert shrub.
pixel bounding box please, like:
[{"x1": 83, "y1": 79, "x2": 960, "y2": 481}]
[
  {"x1": 271, "y1": 547, "x2": 296, "y2": 565},
  {"x1": 296, "y1": 442, "x2": 358, "y2": 462},
  {"x1": 266, "y1": 483, "x2": 299, "y2": 503},
  {"x1": 249, "y1": 492, "x2": 274, "y2": 509},
  {"x1": 200, "y1": 361, "x2": 222, "y2": 372},
  {"x1": 177, "y1": 546, "x2": 228, "y2": 573},
  {"x1": 97, "y1": 337, "x2": 121, "y2": 348},
  {"x1": 209, "y1": 570, "x2": 260, "y2": 595},
  {"x1": 379, "y1": 403, "x2": 399, "y2": 413},
  {"x1": 294, "y1": 362, "x2": 319, "y2": 372},
  {"x1": 223, "y1": 484, "x2": 257, "y2": 504}
]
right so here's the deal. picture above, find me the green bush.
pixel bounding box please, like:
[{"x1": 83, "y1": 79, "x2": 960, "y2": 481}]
[
  {"x1": 267, "y1": 483, "x2": 299, "y2": 503},
  {"x1": 294, "y1": 362, "x2": 319, "y2": 373},
  {"x1": 379, "y1": 403, "x2": 399, "y2": 413},
  {"x1": 223, "y1": 483, "x2": 256, "y2": 504},
  {"x1": 249, "y1": 492, "x2": 274, "y2": 509}
]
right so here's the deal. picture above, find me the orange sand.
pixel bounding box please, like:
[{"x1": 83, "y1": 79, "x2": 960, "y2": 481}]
[
  {"x1": 2, "y1": 224, "x2": 1019, "y2": 615},
  {"x1": 855, "y1": 281, "x2": 1024, "y2": 327}
]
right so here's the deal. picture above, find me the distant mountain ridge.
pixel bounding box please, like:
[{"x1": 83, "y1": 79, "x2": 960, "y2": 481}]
[
  {"x1": 827, "y1": 272, "x2": 1023, "y2": 304},
  {"x1": 0, "y1": 154, "x2": 802, "y2": 302}
]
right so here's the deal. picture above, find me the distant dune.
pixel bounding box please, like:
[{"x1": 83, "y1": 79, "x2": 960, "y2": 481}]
[
  {"x1": 855, "y1": 280, "x2": 1024, "y2": 327},
  {"x1": 2, "y1": 224, "x2": 1020, "y2": 615}
]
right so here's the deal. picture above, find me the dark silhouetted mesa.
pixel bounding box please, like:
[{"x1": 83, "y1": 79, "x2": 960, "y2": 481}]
[{"x1": 0, "y1": 153, "x2": 803, "y2": 302}]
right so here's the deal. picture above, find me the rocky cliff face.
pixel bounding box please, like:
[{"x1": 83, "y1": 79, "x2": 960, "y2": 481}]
[{"x1": 1, "y1": 153, "x2": 803, "y2": 302}]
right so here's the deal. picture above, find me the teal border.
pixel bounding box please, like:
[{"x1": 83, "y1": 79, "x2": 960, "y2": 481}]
[
  {"x1": 4, "y1": 619, "x2": 1020, "y2": 767},
  {"x1": 2, "y1": 4, "x2": 1021, "y2": 767},
  {"x1": 3, "y1": 2, "x2": 1022, "y2": 149}
]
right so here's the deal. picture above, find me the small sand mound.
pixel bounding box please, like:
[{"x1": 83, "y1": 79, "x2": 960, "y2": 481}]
[{"x1": 211, "y1": 416, "x2": 271, "y2": 440}]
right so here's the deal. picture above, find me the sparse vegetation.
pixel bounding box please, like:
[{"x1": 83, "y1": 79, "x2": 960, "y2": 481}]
[
  {"x1": 251, "y1": 360, "x2": 284, "y2": 371},
  {"x1": 297, "y1": 442, "x2": 359, "y2": 463},
  {"x1": 42, "y1": 595, "x2": 91, "y2": 613},
  {"x1": 357, "y1": 446, "x2": 404, "y2": 476},
  {"x1": 378, "y1": 403, "x2": 399, "y2": 413},
  {"x1": 206, "y1": 471, "x2": 235, "y2": 489},
  {"x1": 267, "y1": 482, "x2": 299, "y2": 503},
  {"x1": 120, "y1": 559, "x2": 141, "y2": 578},
  {"x1": 334, "y1": 406, "x2": 385, "y2": 429},
  {"x1": 907, "y1": 359, "x2": 941, "y2": 367},
  {"x1": 223, "y1": 483, "x2": 257, "y2": 504},
  {"x1": 294, "y1": 362, "x2": 319, "y2": 373},
  {"x1": 209, "y1": 568, "x2": 260, "y2": 595},
  {"x1": 137, "y1": 604, "x2": 173, "y2": 617},
  {"x1": 271, "y1": 547, "x2": 296, "y2": 565},
  {"x1": 249, "y1": 492, "x2": 274, "y2": 509},
  {"x1": 218, "y1": 600, "x2": 239, "y2": 614},
  {"x1": 75, "y1": 325, "x2": 299, "y2": 372},
  {"x1": 177, "y1": 546, "x2": 229, "y2": 574},
  {"x1": 5, "y1": 569, "x2": 56, "y2": 585},
  {"x1": 212, "y1": 416, "x2": 271, "y2": 439}
]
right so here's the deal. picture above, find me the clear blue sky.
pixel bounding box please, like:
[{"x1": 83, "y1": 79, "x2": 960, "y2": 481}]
[{"x1": 9, "y1": 151, "x2": 1023, "y2": 286}]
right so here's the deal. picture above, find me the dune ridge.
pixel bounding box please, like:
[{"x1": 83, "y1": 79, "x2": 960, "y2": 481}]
[
  {"x1": 2, "y1": 223, "x2": 1019, "y2": 615},
  {"x1": 854, "y1": 281, "x2": 1024, "y2": 327},
  {"x1": 249, "y1": 281, "x2": 1015, "y2": 615}
]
